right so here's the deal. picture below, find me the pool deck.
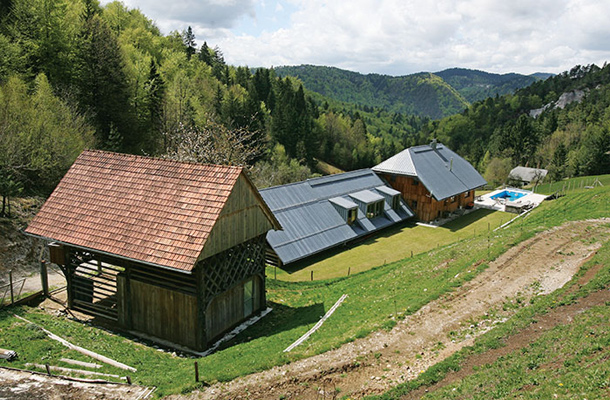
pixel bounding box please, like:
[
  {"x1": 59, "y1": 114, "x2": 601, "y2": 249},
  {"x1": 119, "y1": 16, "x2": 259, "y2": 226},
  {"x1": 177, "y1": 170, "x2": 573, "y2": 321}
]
[{"x1": 475, "y1": 187, "x2": 548, "y2": 213}]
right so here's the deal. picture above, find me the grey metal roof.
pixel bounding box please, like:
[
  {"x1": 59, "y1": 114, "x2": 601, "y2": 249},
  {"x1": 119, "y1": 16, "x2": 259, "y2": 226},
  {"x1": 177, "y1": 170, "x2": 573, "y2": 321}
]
[
  {"x1": 349, "y1": 189, "x2": 384, "y2": 204},
  {"x1": 371, "y1": 148, "x2": 416, "y2": 176},
  {"x1": 509, "y1": 166, "x2": 548, "y2": 183},
  {"x1": 373, "y1": 143, "x2": 487, "y2": 201},
  {"x1": 260, "y1": 169, "x2": 414, "y2": 265},
  {"x1": 329, "y1": 197, "x2": 358, "y2": 209},
  {"x1": 375, "y1": 185, "x2": 400, "y2": 197}
]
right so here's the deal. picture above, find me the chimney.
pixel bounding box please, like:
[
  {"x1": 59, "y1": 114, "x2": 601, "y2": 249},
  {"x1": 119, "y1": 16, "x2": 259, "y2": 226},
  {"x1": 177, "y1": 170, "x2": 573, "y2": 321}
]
[{"x1": 430, "y1": 139, "x2": 437, "y2": 149}]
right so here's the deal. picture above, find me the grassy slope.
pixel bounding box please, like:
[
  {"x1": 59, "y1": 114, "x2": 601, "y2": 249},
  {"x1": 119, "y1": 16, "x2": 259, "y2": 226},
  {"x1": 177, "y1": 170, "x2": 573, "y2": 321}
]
[
  {"x1": 369, "y1": 238, "x2": 610, "y2": 400},
  {"x1": 0, "y1": 178, "x2": 608, "y2": 397},
  {"x1": 368, "y1": 177, "x2": 610, "y2": 400}
]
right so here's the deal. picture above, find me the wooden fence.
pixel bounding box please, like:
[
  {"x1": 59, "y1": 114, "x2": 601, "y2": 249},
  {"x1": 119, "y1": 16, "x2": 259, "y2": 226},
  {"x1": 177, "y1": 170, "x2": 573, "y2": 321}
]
[{"x1": 0, "y1": 261, "x2": 55, "y2": 308}]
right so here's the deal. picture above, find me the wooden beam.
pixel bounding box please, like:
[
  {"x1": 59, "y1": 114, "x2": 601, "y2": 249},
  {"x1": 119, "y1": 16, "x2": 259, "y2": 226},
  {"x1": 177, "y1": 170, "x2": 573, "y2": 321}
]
[{"x1": 13, "y1": 315, "x2": 136, "y2": 372}]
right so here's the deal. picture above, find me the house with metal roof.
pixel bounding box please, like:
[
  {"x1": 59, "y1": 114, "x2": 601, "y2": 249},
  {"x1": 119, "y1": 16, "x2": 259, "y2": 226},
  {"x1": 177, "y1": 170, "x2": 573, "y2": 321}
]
[
  {"x1": 373, "y1": 140, "x2": 486, "y2": 222},
  {"x1": 508, "y1": 166, "x2": 548, "y2": 185},
  {"x1": 260, "y1": 169, "x2": 414, "y2": 266},
  {"x1": 26, "y1": 150, "x2": 280, "y2": 351}
]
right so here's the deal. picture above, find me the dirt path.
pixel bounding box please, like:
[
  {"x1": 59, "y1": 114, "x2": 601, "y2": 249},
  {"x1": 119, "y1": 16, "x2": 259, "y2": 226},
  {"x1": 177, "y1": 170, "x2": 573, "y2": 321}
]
[
  {"x1": 175, "y1": 220, "x2": 609, "y2": 400},
  {"x1": 399, "y1": 261, "x2": 610, "y2": 399}
]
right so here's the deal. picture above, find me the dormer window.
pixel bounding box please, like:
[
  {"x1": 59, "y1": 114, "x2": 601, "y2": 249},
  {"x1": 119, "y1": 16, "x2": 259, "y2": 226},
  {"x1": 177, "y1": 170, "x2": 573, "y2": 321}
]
[
  {"x1": 374, "y1": 185, "x2": 402, "y2": 212},
  {"x1": 347, "y1": 208, "x2": 357, "y2": 225},
  {"x1": 391, "y1": 195, "x2": 400, "y2": 210},
  {"x1": 366, "y1": 200, "x2": 384, "y2": 218},
  {"x1": 329, "y1": 197, "x2": 359, "y2": 225},
  {"x1": 348, "y1": 189, "x2": 386, "y2": 220}
]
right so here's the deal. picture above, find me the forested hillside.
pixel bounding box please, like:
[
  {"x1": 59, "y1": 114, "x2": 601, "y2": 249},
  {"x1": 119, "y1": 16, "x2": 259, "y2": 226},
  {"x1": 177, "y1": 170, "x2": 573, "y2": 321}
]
[
  {"x1": 275, "y1": 65, "x2": 470, "y2": 119},
  {"x1": 435, "y1": 68, "x2": 540, "y2": 103},
  {"x1": 428, "y1": 64, "x2": 610, "y2": 186},
  {"x1": 274, "y1": 65, "x2": 544, "y2": 118},
  {"x1": 0, "y1": 0, "x2": 410, "y2": 207},
  {"x1": 0, "y1": 0, "x2": 607, "y2": 211}
]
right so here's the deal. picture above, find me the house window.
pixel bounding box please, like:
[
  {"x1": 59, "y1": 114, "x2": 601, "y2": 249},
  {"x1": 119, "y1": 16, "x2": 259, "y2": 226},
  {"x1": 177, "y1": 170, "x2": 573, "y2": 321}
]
[
  {"x1": 347, "y1": 208, "x2": 357, "y2": 225},
  {"x1": 412, "y1": 180, "x2": 419, "y2": 186},
  {"x1": 412, "y1": 200, "x2": 418, "y2": 209},
  {"x1": 451, "y1": 196, "x2": 456, "y2": 203},
  {"x1": 366, "y1": 201, "x2": 384, "y2": 218}
]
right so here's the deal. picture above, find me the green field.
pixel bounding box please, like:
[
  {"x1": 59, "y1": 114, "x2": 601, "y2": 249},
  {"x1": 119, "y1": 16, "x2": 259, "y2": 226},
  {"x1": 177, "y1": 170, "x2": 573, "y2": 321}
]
[
  {"x1": 269, "y1": 208, "x2": 508, "y2": 282},
  {"x1": 1, "y1": 180, "x2": 608, "y2": 397}
]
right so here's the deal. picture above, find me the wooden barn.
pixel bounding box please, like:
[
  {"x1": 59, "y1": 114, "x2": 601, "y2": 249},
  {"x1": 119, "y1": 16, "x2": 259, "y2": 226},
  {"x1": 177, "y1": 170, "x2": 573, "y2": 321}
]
[
  {"x1": 373, "y1": 141, "x2": 487, "y2": 222},
  {"x1": 26, "y1": 150, "x2": 280, "y2": 351}
]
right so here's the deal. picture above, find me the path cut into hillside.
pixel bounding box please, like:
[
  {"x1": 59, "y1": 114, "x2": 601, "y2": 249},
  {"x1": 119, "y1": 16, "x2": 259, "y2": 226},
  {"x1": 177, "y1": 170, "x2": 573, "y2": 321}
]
[{"x1": 178, "y1": 220, "x2": 609, "y2": 400}]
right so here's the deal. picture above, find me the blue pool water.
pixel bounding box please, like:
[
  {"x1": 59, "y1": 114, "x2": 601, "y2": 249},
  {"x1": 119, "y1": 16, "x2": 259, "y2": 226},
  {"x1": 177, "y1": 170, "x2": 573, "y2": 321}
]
[{"x1": 490, "y1": 190, "x2": 527, "y2": 202}]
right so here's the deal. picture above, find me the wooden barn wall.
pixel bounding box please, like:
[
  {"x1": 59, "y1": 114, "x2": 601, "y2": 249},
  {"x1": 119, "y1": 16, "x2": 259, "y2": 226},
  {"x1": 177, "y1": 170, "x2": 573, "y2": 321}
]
[
  {"x1": 119, "y1": 278, "x2": 198, "y2": 349},
  {"x1": 380, "y1": 174, "x2": 474, "y2": 222},
  {"x1": 205, "y1": 276, "x2": 262, "y2": 342},
  {"x1": 200, "y1": 175, "x2": 275, "y2": 260}
]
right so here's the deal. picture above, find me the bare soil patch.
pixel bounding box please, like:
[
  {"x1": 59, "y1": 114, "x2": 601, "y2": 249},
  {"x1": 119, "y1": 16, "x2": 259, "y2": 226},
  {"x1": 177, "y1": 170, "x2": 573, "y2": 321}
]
[
  {"x1": 174, "y1": 220, "x2": 609, "y2": 400},
  {"x1": 0, "y1": 367, "x2": 153, "y2": 399}
]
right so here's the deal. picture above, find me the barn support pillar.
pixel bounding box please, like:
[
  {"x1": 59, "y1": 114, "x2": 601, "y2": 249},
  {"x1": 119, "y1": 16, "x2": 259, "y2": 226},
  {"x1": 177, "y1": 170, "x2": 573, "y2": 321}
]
[{"x1": 195, "y1": 265, "x2": 208, "y2": 351}]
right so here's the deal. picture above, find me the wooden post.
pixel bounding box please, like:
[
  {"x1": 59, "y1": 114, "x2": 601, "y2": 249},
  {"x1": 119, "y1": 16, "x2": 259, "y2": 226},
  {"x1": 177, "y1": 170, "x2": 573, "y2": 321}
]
[
  {"x1": 194, "y1": 361, "x2": 199, "y2": 382},
  {"x1": 411, "y1": 250, "x2": 413, "y2": 258},
  {"x1": 9, "y1": 270, "x2": 14, "y2": 305},
  {"x1": 310, "y1": 271, "x2": 313, "y2": 281},
  {"x1": 347, "y1": 267, "x2": 351, "y2": 276},
  {"x1": 274, "y1": 266, "x2": 277, "y2": 280},
  {"x1": 45, "y1": 364, "x2": 51, "y2": 376},
  {"x1": 40, "y1": 260, "x2": 49, "y2": 297},
  {"x1": 126, "y1": 376, "x2": 132, "y2": 385}
]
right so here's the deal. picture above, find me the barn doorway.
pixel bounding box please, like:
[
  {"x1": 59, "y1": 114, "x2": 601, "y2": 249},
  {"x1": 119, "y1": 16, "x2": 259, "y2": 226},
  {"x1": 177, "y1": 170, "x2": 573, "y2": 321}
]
[{"x1": 69, "y1": 250, "x2": 121, "y2": 321}]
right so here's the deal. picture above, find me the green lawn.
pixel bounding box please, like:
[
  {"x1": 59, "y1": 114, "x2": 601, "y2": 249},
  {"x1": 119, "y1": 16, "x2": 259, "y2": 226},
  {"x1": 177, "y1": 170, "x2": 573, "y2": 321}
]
[
  {"x1": 1, "y1": 183, "x2": 608, "y2": 398},
  {"x1": 532, "y1": 173, "x2": 610, "y2": 195},
  {"x1": 269, "y1": 208, "x2": 509, "y2": 282}
]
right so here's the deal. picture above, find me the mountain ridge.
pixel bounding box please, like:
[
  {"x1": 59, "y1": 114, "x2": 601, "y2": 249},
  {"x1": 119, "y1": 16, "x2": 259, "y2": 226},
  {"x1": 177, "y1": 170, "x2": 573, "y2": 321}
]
[{"x1": 274, "y1": 65, "x2": 549, "y2": 119}]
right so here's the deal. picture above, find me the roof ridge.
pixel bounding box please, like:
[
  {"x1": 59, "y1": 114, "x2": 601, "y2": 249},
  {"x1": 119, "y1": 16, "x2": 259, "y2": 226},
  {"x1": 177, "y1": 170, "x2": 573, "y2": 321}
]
[{"x1": 81, "y1": 149, "x2": 244, "y2": 172}]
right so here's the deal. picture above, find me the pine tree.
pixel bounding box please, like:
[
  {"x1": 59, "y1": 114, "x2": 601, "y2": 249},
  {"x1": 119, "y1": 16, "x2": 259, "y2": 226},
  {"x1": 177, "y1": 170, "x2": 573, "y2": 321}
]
[
  {"x1": 198, "y1": 41, "x2": 212, "y2": 66},
  {"x1": 182, "y1": 26, "x2": 196, "y2": 60},
  {"x1": 76, "y1": 13, "x2": 133, "y2": 150},
  {"x1": 142, "y1": 60, "x2": 165, "y2": 153}
]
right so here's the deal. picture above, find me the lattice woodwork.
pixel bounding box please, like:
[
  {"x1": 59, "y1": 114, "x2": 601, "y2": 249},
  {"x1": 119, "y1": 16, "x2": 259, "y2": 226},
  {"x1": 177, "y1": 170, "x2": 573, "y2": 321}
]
[{"x1": 200, "y1": 235, "x2": 266, "y2": 305}]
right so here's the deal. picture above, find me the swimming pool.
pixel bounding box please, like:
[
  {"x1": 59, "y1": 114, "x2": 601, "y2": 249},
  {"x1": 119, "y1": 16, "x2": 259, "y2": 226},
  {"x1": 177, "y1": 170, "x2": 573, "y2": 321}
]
[{"x1": 490, "y1": 189, "x2": 528, "y2": 202}]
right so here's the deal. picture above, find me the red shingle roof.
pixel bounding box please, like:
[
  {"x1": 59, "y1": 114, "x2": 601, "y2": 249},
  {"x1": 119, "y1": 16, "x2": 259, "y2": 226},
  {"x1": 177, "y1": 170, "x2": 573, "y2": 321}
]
[{"x1": 26, "y1": 150, "x2": 244, "y2": 272}]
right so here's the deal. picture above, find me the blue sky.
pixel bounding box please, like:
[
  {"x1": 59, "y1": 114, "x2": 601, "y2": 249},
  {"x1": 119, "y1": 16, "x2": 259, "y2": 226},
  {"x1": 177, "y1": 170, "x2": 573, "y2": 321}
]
[{"x1": 100, "y1": 0, "x2": 610, "y2": 76}]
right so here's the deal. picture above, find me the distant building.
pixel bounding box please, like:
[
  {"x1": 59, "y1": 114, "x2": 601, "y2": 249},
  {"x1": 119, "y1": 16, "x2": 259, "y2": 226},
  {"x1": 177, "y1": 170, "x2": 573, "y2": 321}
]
[
  {"x1": 508, "y1": 166, "x2": 548, "y2": 185},
  {"x1": 261, "y1": 169, "x2": 414, "y2": 267},
  {"x1": 373, "y1": 141, "x2": 486, "y2": 222},
  {"x1": 26, "y1": 150, "x2": 280, "y2": 351}
]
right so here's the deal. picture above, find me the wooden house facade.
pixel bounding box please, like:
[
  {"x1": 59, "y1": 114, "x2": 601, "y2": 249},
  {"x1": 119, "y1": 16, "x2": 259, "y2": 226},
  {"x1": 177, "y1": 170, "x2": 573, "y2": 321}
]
[
  {"x1": 26, "y1": 150, "x2": 280, "y2": 351},
  {"x1": 378, "y1": 174, "x2": 476, "y2": 222},
  {"x1": 373, "y1": 141, "x2": 486, "y2": 222}
]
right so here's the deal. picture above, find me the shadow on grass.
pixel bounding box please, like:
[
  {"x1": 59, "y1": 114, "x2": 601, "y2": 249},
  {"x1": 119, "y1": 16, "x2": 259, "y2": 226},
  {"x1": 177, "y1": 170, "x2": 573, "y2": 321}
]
[{"x1": 225, "y1": 301, "x2": 326, "y2": 346}]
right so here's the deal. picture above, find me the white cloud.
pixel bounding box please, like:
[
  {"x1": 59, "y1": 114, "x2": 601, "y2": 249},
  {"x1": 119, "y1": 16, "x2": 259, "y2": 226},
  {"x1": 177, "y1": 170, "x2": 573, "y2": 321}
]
[
  {"x1": 110, "y1": 0, "x2": 256, "y2": 30},
  {"x1": 103, "y1": 0, "x2": 610, "y2": 75}
]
